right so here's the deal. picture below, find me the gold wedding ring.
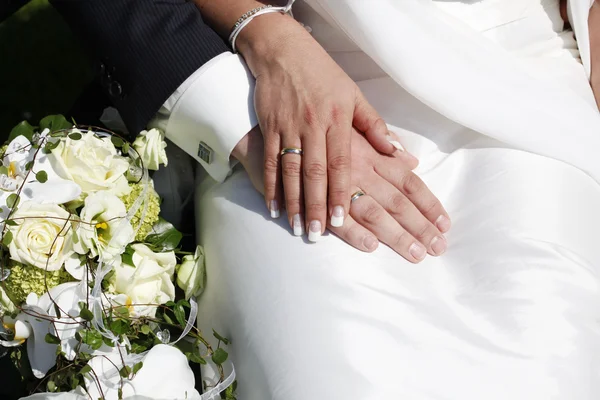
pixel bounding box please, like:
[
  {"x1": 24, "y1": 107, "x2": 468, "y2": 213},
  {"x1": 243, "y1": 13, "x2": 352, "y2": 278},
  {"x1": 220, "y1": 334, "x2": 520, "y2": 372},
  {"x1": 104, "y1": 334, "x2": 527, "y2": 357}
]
[
  {"x1": 351, "y1": 189, "x2": 366, "y2": 203},
  {"x1": 280, "y1": 147, "x2": 303, "y2": 156}
]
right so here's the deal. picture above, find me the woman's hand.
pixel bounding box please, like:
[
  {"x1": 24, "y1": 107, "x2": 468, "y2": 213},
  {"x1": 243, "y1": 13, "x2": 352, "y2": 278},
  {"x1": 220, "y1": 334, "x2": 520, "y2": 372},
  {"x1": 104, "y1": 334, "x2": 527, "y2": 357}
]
[
  {"x1": 234, "y1": 127, "x2": 451, "y2": 263},
  {"x1": 194, "y1": 0, "x2": 396, "y2": 240},
  {"x1": 237, "y1": 13, "x2": 395, "y2": 240}
]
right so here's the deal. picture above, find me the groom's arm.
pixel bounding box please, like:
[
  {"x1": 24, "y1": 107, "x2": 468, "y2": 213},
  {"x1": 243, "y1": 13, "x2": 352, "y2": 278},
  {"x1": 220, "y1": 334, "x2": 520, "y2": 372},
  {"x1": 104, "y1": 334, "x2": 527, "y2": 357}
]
[{"x1": 50, "y1": 0, "x2": 257, "y2": 181}]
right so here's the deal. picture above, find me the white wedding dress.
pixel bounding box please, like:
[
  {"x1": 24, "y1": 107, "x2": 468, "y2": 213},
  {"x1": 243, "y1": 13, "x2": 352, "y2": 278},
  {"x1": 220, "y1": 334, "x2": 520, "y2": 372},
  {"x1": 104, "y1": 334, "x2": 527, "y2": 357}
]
[{"x1": 195, "y1": 1, "x2": 600, "y2": 399}]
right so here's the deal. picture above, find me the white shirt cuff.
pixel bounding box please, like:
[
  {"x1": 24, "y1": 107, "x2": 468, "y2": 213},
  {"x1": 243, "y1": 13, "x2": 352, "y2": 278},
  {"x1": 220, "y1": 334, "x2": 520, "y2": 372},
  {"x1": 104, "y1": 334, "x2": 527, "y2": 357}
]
[{"x1": 150, "y1": 52, "x2": 258, "y2": 182}]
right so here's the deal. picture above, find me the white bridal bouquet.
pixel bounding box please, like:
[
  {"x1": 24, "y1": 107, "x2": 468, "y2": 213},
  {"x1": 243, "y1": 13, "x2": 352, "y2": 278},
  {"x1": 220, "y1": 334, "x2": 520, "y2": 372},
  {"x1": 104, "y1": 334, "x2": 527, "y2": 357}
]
[{"x1": 0, "y1": 116, "x2": 235, "y2": 399}]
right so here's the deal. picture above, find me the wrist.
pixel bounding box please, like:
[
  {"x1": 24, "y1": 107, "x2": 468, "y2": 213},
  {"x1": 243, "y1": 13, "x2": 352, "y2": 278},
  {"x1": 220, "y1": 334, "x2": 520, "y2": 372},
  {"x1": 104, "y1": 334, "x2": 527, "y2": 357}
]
[
  {"x1": 232, "y1": 126, "x2": 263, "y2": 166},
  {"x1": 235, "y1": 12, "x2": 308, "y2": 75}
]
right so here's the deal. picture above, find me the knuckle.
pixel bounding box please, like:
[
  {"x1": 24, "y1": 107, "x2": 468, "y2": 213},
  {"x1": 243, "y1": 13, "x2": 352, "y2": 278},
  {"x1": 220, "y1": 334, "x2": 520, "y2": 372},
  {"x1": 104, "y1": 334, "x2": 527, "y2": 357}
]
[
  {"x1": 361, "y1": 203, "x2": 385, "y2": 226},
  {"x1": 264, "y1": 156, "x2": 279, "y2": 173},
  {"x1": 285, "y1": 198, "x2": 302, "y2": 212},
  {"x1": 304, "y1": 162, "x2": 327, "y2": 181},
  {"x1": 402, "y1": 173, "x2": 425, "y2": 195},
  {"x1": 389, "y1": 194, "x2": 410, "y2": 215},
  {"x1": 303, "y1": 105, "x2": 318, "y2": 126},
  {"x1": 329, "y1": 104, "x2": 344, "y2": 124},
  {"x1": 305, "y1": 201, "x2": 327, "y2": 216},
  {"x1": 282, "y1": 161, "x2": 302, "y2": 178},
  {"x1": 413, "y1": 223, "x2": 433, "y2": 242},
  {"x1": 422, "y1": 198, "x2": 441, "y2": 217},
  {"x1": 328, "y1": 155, "x2": 351, "y2": 174},
  {"x1": 392, "y1": 230, "x2": 409, "y2": 249}
]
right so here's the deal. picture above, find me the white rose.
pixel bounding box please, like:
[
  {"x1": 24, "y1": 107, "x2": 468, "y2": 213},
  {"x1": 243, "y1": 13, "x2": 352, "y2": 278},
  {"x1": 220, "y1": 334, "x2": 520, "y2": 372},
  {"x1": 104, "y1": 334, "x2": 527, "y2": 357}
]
[
  {"x1": 112, "y1": 243, "x2": 176, "y2": 317},
  {"x1": 132, "y1": 128, "x2": 168, "y2": 170},
  {"x1": 176, "y1": 245, "x2": 206, "y2": 300},
  {"x1": 8, "y1": 202, "x2": 75, "y2": 271},
  {"x1": 48, "y1": 130, "x2": 131, "y2": 196},
  {"x1": 74, "y1": 191, "x2": 134, "y2": 261}
]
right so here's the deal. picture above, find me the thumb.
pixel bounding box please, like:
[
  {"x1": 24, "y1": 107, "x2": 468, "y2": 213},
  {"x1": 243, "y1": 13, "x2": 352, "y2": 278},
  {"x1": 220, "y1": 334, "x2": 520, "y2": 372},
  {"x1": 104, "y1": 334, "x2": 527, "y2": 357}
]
[{"x1": 353, "y1": 90, "x2": 398, "y2": 155}]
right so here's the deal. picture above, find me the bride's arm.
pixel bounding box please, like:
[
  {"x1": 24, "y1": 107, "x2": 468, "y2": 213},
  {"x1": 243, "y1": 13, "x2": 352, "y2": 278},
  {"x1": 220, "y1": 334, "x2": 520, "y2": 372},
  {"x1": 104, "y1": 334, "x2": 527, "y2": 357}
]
[
  {"x1": 589, "y1": 2, "x2": 600, "y2": 108},
  {"x1": 562, "y1": 0, "x2": 600, "y2": 108}
]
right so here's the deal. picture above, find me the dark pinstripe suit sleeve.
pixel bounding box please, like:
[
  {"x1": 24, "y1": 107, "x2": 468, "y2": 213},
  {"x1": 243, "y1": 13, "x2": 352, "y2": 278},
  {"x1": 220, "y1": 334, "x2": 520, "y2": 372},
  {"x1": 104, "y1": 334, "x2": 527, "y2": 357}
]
[{"x1": 50, "y1": 0, "x2": 230, "y2": 135}]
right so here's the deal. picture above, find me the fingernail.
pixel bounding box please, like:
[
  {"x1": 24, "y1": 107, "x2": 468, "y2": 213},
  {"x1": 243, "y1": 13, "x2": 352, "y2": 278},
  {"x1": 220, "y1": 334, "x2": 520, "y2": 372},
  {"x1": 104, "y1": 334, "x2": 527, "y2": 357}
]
[
  {"x1": 430, "y1": 236, "x2": 447, "y2": 256},
  {"x1": 270, "y1": 200, "x2": 280, "y2": 218},
  {"x1": 363, "y1": 235, "x2": 378, "y2": 251},
  {"x1": 435, "y1": 215, "x2": 451, "y2": 233},
  {"x1": 293, "y1": 214, "x2": 304, "y2": 236},
  {"x1": 409, "y1": 242, "x2": 426, "y2": 261},
  {"x1": 308, "y1": 220, "x2": 322, "y2": 242},
  {"x1": 386, "y1": 134, "x2": 405, "y2": 152},
  {"x1": 330, "y1": 206, "x2": 345, "y2": 227}
]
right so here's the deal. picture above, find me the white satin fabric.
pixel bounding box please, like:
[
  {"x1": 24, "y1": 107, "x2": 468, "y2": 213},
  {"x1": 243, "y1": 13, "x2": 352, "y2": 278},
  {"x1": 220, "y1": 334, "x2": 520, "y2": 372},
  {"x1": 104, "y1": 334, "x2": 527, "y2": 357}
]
[{"x1": 195, "y1": 1, "x2": 600, "y2": 399}]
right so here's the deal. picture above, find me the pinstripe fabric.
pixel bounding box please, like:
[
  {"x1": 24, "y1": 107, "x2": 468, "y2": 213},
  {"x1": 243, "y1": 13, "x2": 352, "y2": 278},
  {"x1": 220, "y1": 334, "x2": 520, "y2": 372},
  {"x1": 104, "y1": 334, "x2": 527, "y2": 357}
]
[{"x1": 50, "y1": 0, "x2": 230, "y2": 135}]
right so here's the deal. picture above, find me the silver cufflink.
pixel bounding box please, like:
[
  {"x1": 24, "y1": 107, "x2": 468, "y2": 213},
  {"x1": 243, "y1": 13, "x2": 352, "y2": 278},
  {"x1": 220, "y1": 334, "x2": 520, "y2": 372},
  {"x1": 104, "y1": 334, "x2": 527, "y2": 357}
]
[{"x1": 197, "y1": 141, "x2": 214, "y2": 164}]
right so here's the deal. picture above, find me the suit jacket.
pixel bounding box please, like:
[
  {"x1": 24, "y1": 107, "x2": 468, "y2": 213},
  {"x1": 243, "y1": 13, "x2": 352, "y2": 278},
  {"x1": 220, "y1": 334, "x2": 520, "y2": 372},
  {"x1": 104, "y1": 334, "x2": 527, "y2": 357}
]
[{"x1": 46, "y1": 0, "x2": 230, "y2": 135}]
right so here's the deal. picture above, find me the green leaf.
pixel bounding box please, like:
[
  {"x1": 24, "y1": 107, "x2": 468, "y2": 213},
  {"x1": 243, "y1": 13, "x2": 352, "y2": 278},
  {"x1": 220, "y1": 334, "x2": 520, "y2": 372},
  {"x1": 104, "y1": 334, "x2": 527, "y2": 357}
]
[
  {"x1": 81, "y1": 330, "x2": 104, "y2": 350},
  {"x1": 114, "y1": 306, "x2": 129, "y2": 318},
  {"x1": 80, "y1": 365, "x2": 92, "y2": 375},
  {"x1": 53, "y1": 303, "x2": 62, "y2": 319},
  {"x1": 213, "y1": 330, "x2": 231, "y2": 346},
  {"x1": 122, "y1": 142, "x2": 130, "y2": 154},
  {"x1": 39, "y1": 115, "x2": 72, "y2": 132},
  {"x1": 2, "y1": 231, "x2": 13, "y2": 247},
  {"x1": 187, "y1": 352, "x2": 206, "y2": 364},
  {"x1": 68, "y1": 132, "x2": 82, "y2": 140},
  {"x1": 140, "y1": 325, "x2": 151, "y2": 335},
  {"x1": 47, "y1": 380, "x2": 56, "y2": 392},
  {"x1": 162, "y1": 312, "x2": 174, "y2": 325},
  {"x1": 35, "y1": 170, "x2": 48, "y2": 183},
  {"x1": 145, "y1": 217, "x2": 183, "y2": 252},
  {"x1": 45, "y1": 333, "x2": 61, "y2": 344},
  {"x1": 42, "y1": 140, "x2": 60, "y2": 154},
  {"x1": 165, "y1": 301, "x2": 176, "y2": 308},
  {"x1": 211, "y1": 348, "x2": 229, "y2": 365},
  {"x1": 0, "y1": 166, "x2": 8, "y2": 176},
  {"x1": 129, "y1": 343, "x2": 147, "y2": 354},
  {"x1": 79, "y1": 307, "x2": 94, "y2": 322},
  {"x1": 132, "y1": 361, "x2": 143, "y2": 375},
  {"x1": 8, "y1": 121, "x2": 35, "y2": 142},
  {"x1": 111, "y1": 136, "x2": 124, "y2": 148},
  {"x1": 174, "y1": 304, "x2": 186, "y2": 327},
  {"x1": 6, "y1": 193, "x2": 19, "y2": 209},
  {"x1": 110, "y1": 319, "x2": 129, "y2": 336},
  {"x1": 177, "y1": 299, "x2": 191, "y2": 309},
  {"x1": 121, "y1": 246, "x2": 135, "y2": 267},
  {"x1": 4, "y1": 220, "x2": 17, "y2": 227},
  {"x1": 119, "y1": 365, "x2": 131, "y2": 378},
  {"x1": 24, "y1": 161, "x2": 34, "y2": 171}
]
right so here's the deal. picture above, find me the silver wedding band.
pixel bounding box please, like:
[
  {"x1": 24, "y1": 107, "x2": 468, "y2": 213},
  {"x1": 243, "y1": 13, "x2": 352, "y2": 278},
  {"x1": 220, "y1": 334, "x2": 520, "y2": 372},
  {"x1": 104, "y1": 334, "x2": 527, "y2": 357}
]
[
  {"x1": 280, "y1": 147, "x2": 303, "y2": 156},
  {"x1": 351, "y1": 189, "x2": 366, "y2": 203}
]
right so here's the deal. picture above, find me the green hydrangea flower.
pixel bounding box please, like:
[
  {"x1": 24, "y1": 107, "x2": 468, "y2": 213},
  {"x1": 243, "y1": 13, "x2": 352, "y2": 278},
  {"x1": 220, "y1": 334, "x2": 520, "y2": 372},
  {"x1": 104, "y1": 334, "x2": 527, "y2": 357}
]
[
  {"x1": 120, "y1": 182, "x2": 161, "y2": 242},
  {"x1": 4, "y1": 263, "x2": 72, "y2": 306}
]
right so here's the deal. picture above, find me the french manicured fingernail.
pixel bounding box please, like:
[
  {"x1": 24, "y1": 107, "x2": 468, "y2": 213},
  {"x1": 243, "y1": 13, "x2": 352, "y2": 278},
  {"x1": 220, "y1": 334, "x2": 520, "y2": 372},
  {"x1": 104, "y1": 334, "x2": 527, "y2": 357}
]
[
  {"x1": 330, "y1": 206, "x2": 345, "y2": 227},
  {"x1": 435, "y1": 215, "x2": 451, "y2": 233},
  {"x1": 270, "y1": 200, "x2": 280, "y2": 218},
  {"x1": 409, "y1": 242, "x2": 426, "y2": 261},
  {"x1": 363, "y1": 235, "x2": 378, "y2": 251},
  {"x1": 293, "y1": 214, "x2": 304, "y2": 236},
  {"x1": 308, "y1": 220, "x2": 322, "y2": 242},
  {"x1": 386, "y1": 134, "x2": 405, "y2": 152},
  {"x1": 430, "y1": 236, "x2": 447, "y2": 256}
]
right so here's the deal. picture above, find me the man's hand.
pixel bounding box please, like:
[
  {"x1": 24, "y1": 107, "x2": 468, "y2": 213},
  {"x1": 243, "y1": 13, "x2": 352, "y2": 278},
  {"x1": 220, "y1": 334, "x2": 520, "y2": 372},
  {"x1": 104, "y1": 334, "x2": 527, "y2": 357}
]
[
  {"x1": 195, "y1": 0, "x2": 395, "y2": 241},
  {"x1": 234, "y1": 128, "x2": 451, "y2": 263}
]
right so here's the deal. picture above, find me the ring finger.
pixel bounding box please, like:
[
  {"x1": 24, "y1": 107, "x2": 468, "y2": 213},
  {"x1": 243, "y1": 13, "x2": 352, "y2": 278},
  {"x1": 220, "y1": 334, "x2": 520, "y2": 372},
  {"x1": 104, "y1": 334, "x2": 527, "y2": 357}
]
[
  {"x1": 349, "y1": 187, "x2": 427, "y2": 263},
  {"x1": 280, "y1": 140, "x2": 305, "y2": 236}
]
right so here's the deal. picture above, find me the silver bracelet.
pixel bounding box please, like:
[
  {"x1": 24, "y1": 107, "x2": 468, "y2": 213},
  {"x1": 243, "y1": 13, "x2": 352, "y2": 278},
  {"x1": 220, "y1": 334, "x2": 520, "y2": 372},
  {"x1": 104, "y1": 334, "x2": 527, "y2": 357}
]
[{"x1": 228, "y1": 1, "x2": 296, "y2": 53}]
